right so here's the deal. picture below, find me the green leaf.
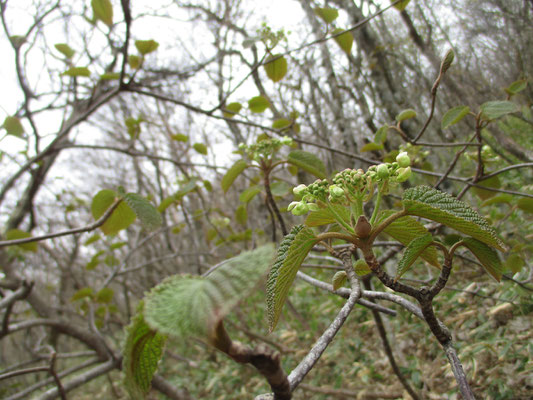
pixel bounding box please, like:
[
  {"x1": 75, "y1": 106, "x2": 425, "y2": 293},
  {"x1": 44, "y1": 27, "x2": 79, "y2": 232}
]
[
  {"x1": 71, "y1": 287, "x2": 94, "y2": 302},
  {"x1": 122, "y1": 193, "x2": 162, "y2": 231},
  {"x1": 264, "y1": 54, "x2": 288, "y2": 83},
  {"x1": 270, "y1": 181, "x2": 290, "y2": 197},
  {"x1": 287, "y1": 150, "x2": 327, "y2": 179},
  {"x1": 96, "y1": 288, "x2": 114, "y2": 303},
  {"x1": 504, "y1": 79, "x2": 528, "y2": 96},
  {"x1": 223, "y1": 102, "x2": 242, "y2": 118},
  {"x1": 100, "y1": 72, "x2": 120, "y2": 80},
  {"x1": 517, "y1": 198, "x2": 533, "y2": 213},
  {"x1": 396, "y1": 109, "x2": 417, "y2": 122},
  {"x1": 5, "y1": 229, "x2": 38, "y2": 252},
  {"x1": 378, "y1": 210, "x2": 440, "y2": 267},
  {"x1": 353, "y1": 259, "x2": 371, "y2": 276},
  {"x1": 63, "y1": 67, "x2": 91, "y2": 77},
  {"x1": 332, "y1": 28, "x2": 353, "y2": 54},
  {"x1": 472, "y1": 176, "x2": 500, "y2": 200},
  {"x1": 91, "y1": 190, "x2": 136, "y2": 235},
  {"x1": 361, "y1": 142, "x2": 384, "y2": 152},
  {"x1": 504, "y1": 253, "x2": 524, "y2": 274},
  {"x1": 239, "y1": 185, "x2": 262, "y2": 203},
  {"x1": 332, "y1": 271, "x2": 347, "y2": 290},
  {"x1": 54, "y1": 43, "x2": 75, "y2": 58},
  {"x1": 392, "y1": 0, "x2": 411, "y2": 11},
  {"x1": 128, "y1": 55, "x2": 141, "y2": 69},
  {"x1": 396, "y1": 234, "x2": 433, "y2": 280},
  {"x1": 235, "y1": 204, "x2": 247, "y2": 225},
  {"x1": 84, "y1": 234, "x2": 101, "y2": 245},
  {"x1": 266, "y1": 226, "x2": 317, "y2": 331},
  {"x1": 144, "y1": 245, "x2": 275, "y2": 339},
  {"x1": 135, "y1": 40, "x2": 159, "y2": 55},
  {"x1": 272, "y1": 118, "x2": 291, "y2": 131},
  {"x1": 480, "y1": 101, "x2": 518, "y2": 120},
  {"x1": 222, "y1": 160, "x2": 248, "y2": 193},
  {"x1": 2, "y1": 116, "x2": 24, "y2": 138},
  {"x1": 374, "y1": 125, "x2": 388, "y2": 144},
  {"x1": 248, "y1": 96, "x2": 270, "y2": 113},
  {"x1": 461, "y1": 237, "x2": 505, "y2": 281},
  {"x1": 402, "y1": 186, "x2": 506, "y2": 251},
  {"x1": 314, "y1": 7, "x2": 339, "y2": 24},
  {"x1": 193, "y1": 143, "x2": 208, "y2": 155},
  {"x1": 305, "y1": 205, "x2": 350, "y2": 228},
  {"x1": 481, "y1": 194, "x2": 513, "y2": 207},
  {"x1": 441, "y1": 106, "x2": 470, "y2": 129},
  {"x1": 170, "y1": 133, "x2": 189, "y2": 142},
  {"x1": 123, "y1": 303, "x2": 167, "y2": 400},
  {"x1": 91, "y1": 0, "x2": 113, "y2": 26}
]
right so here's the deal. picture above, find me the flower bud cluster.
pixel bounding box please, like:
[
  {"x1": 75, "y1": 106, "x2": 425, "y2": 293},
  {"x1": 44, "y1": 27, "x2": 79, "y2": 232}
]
[
  {"x1": 287, "y1": 152, "x2": 412, "y2": 217},
  {"x1": 238, "y1": 136, "x2": 293, "y2": 161}
]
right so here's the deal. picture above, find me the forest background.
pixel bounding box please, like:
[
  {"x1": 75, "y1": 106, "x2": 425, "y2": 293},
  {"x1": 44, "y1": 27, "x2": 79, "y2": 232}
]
[{"x1": 0, "y1": 0, "x2": 532, "y2": 399}]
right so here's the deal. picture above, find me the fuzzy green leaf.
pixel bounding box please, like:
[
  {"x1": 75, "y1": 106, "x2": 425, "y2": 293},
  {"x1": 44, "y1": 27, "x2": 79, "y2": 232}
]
[
  {"x1": 248, "y1": 96, "x2": 270, "y2": 113},
  {"x1": 144, "y1": 245, "x2": 275, "y2": 340},
  {"x1": 264, "y1": 54, "x2": 288, "y2": 83},
  {"x1": 193, "y1": 143, "x2": 208, "y2": 155},
  {"x1": 305, "y1": 205, "x2": 350, "y2": 228},
  {"x1": 223, "y1": 102, "x2": 242, "y2": 118},
  {"x1": 5, "y1": 229, "x2": 38, "y2": 252},
  {"x1": 63, "y1": 67, "x2": 91, "y2": 77},
  {"x1": 222, "y1": 160, "x2": 248, "y2": 193},
  {"x1": 402, "y1": 186, "x2": 506, "y2": 251},
  {"x1": 517, "y1": 198, "x2": 533, "y2": 214},
  {"x1": 392, "y1": 0, "x2": 411, "y2": 11},
  {"x1": 361, "y1": 142, "x2": 384, "y2": 152},
  {"x1": 91, "y1": 190, "x2": 136, "y2": 235},
  {"x1": 123, "y1": 303, "x2": 167, "y2": 400},
  {"x1": 480, "y1": 101, "x2": 518, "y2": 120},
  {"x1": 332, "y1": 271, "x2": 347, "y2": 290},
  {"x1": 332, "y1": 28, "x2": 353, "y2": 54},
  {"x1": 461, "y1": 237, "x2": 505, "y2": 282},
  {"x1": 96, "y1": 288, "x2": 114, "y2": 303},
  {"x1": 54, "y1": 43, "x2": 75, "y2": 58},
  {"x1": 374, "y1": 125, "x2": 388, "y2": 144},
  {"x1": 287, "y1": 150, "x2": 327, "y2": 179},
  {"x1": 379, "y1": 210, "x2": 440, "y2": 267},
  {"x1": 504, "y1": 79, "x2": 528, "y2": 96},
  {"x1": 91, "y1": 0, "x2": 113, "y2": 26},
  {"x1": 135, "y1": 40, "x2": 159, "y2": 55},
  {"x1": 2, "y1": 116, "x2": 24, "y2": 138},
  {"x1": 100, "y1": 72, "x2": 120, "y2": 80},
  {"x1": 266, "y1": 226, "x2": 317, "y2": 331},
  {"x1": 235, "y1": 204, "x2": 247, "y2": 225},
  {"x1": 239, "y1": 185, "x2": 262, "y2": 203},
  {"x1": 396, "y1": 109, "x2": 417, "y2": 122},
  {"x1": 170, "y1": 133, "x2": 189, "y2": 142},
  {"x1": 122, "y1": 193, "x2": 162, "y2": 231},
  {"x1": 396, "y1": 234, "x2": 433, "y2": 280},
  {"x1": 71, "y1": 287, "x2": 94, "y2": 302},
  {"x1": 441, "y1": 106, "x2": 470, "y2": 129},
  {"x1": 353, "y1": 259, "x2": 371, "y2": 276},
  {"x1": 314, "y1": 7, "x2": 339, "y2": 23}
]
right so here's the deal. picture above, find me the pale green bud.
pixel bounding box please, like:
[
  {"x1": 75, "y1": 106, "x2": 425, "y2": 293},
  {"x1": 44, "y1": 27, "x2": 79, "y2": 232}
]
[
  {"x1": 329, "y1": 185, "x2": 345, "y2": 198},
  {"x1": 396, "y1": 152, "x2": 411, "y2": 168},
  {"x1": 280, "y1": 136, "x2": 293, "y2": 145},
  {"x1": 377, "y1": 163, "x2": 390, "y2": 179},
  {"x1": 396, "y1": 167, "x2": 412, "y2": 182},
  {"x1": 293, "y1": 184, "x2": 307, "y2": 196},
  {"x1": 292, "y1": 203, "x2": 309, "y2": 216},
  {"x1": 287, "y1": 201, "x2": 300, "y2": 211}
]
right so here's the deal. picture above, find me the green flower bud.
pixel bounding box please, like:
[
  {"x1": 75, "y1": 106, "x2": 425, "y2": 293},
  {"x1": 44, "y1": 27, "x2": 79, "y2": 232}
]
[
  {"x1": 396, "y1": 151, "x2": 411, "y2": 168},
  {"x1": 377, "y1": 163, "x2": 390, "y2": 179},
  {"x1": 396, "y1": 166, "x2": 412, "y2": 182},
  {"x1": 287, "y1": 201, "x2": 300, "y2": 211},
  {"x1": 329, "y1": 185, "x2": 345, "y2": 198},
  {"x1": 292, "y1": 203, "x2": 309, "y2": 216},
  {"x1": 280, "y1": 136, "x2": 293, "y2": 145},
  {"x1": 293, "y1": 184, "x2": 307, "y2": 196}
]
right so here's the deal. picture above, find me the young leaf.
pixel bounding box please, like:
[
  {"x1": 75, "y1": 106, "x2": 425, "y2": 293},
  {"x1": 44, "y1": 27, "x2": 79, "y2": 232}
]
[
  {"x1": 239, "y1": 185, "x2": 262, "y2": 203},
  {"x1": 221, "y1": 159, "x2": 248, "y2": 193},
  {"x1": 123, "y1": 304, "x2": 167, "y2": 400},
  {"x1": 63, "y1": 67, "x2": 91, "y2": 77},
  {"x1": 396, "y1": 234, "x2": 433, "y2": 280},
  {"x1": 266, "y1": 225, "x2": 317, "y2": 331},
  {"x1": 122, "y1": 193, "x2": 162, "y2": 231},
  {"x1": 235, "y1": 204, "x2": 247, "y2": 225},
  {"x1": 472, "y1": 176, "x2": 500, "y2": 200},
  {"x1": 71, "y1": 287, "x2": 94, "y2": 302},
  {"x1": 396, "y1": 109, "x2": 417, "y2": 122},
  {"x1": 305, "y1": 205, "x2": 350, "y2": 228},
  {"x1": 441, "y1": 106, "x2": 470, "y2": 129},
  {"x1": 287, "y1": 150, "x2": 327, "y2": 179},
  {"x1": 272, "y1": 118, "x2": 291, "y2": 131},
  {"x1": 54, "y1": 43, "x2": 75, "y2": 59},
  {"x1": 332, "y1": 28, "x2": 353, "y2": 54},
  {"x1": 5, "y1": 229, "x2": 38, "y2": 252},
  {"x1": 144, "y1": 245, "x2": 275, "y2": 340},
  {"x1": 91, "y1": 189, "x2": 136, "y2": 235},
  {"x1": 223, "y1": 102, "x2": 242, "y2": 118},
  {"x1": 248, "y1": 96, "x2": 270, "y2": 113},
  {"x1": 2, "y1": 116, "x2": 24, "y2": 138},
  {"x1": 332, "y1": 271, "x2": 347, "y2": 290},
  {"x1": 193, "y1": 143, "x2": 208, "y2": 155},
  {"x1": 314, "y1": 7, "x2": 339, "y2": 24},
  {"x1": 402, "y1": 186, "x2": 506, "y2": 251},
  {"x1": 95, "y1": 287, "x2": 114, "y2": 303},
  {"x1": 361, "y1": 142, "x2": 384, "y2": 152},
  {"x1": 170, "y1": 133, "x2": 188, "y2": 142},
  {"x1": 480, "y1": 101, "x2": 518, "y2": 120},
  {"x1": 91, "y1": 0, "x2": 113, "y2": 26},
  {"x1": 378, "y1": 210, "x2": 440, "y2": 267},
  {"x1": 128, "y1": 55, "x2": 141, "y2": 69},
  {"x1": 135, "y1": 40, "x2": 159, "y2": 55},
  {"x1": 392, "y1": 0, "x2": 411, "y2": 11},
  {"x1": 517, "y1": 198, "x2": 533, "y2": 214},
  {"x1": 353, "y1": 259, "x2": 371, "y2": 276},
  {"x1": 504, "y1": 79, "x2": 527, "y2": 96},
  {"x1": 264, "y1": 54, "x2": 288, "y2": 83},
  {"x1": 461, "y1": 237, "x2": 505, "y2": 282},
  {"x1": 374, "y1": 125, "x2": 388, "y2": 144}
]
